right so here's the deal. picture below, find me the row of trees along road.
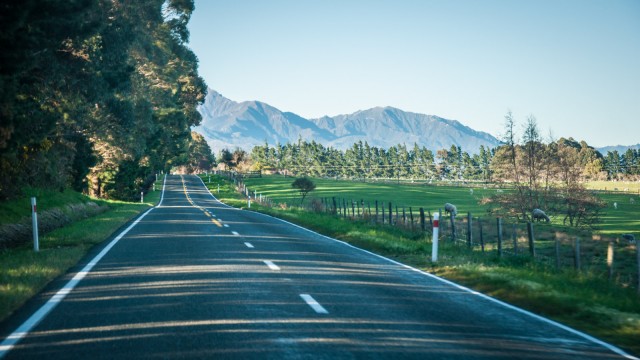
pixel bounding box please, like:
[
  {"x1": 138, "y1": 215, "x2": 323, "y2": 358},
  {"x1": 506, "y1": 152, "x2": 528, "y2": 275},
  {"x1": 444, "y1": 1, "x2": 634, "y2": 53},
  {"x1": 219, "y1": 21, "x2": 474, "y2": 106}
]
[{"x1": 0, "y1": 0, "x2": 212, "y2": 201}]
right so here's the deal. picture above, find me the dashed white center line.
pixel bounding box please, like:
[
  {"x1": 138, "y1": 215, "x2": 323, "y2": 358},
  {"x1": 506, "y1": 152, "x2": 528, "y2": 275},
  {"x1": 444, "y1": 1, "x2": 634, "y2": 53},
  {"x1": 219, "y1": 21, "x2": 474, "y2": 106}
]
[
  {"x1": 223, "y1": 224, "x2": 229, "y2": 228},
  {"x1": 244, "y1": 242, "x2": 254, "y2": 248},
  {"x1": 231, "y1": 231, "x2": 239, "y2": 236},
  {"x1": 263, "y1": 260, "x2": 280, "y2": 271},
  {"x1": 300, "y1": 294, "x2": 329, "y2": 314}
]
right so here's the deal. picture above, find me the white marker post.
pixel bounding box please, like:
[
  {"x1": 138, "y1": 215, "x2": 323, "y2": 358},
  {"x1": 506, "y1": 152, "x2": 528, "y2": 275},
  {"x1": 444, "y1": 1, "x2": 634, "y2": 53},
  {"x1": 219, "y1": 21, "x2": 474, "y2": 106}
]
[
  {"x1": 248, "y1": 196, "x2": 251, "y2": 208},
  {"x1": 217, "y1": 184, "x2": 220, "y2": 193},
  {"x1": 140, "y1": 192, "x2": 144, "y2": 203},
  {"x1": 31, "y1": 197, "x2": 39, "y2": 252},
  {"x1": 431, "y1": 212, "x2": 440, "y2": 262}
]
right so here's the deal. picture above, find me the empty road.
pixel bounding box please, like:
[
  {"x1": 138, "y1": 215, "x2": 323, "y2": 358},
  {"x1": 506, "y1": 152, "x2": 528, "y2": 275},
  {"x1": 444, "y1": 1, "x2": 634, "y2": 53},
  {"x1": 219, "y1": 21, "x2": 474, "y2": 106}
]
[{"x1": 0, "y1": 175, "x2": 635, "y2": 359}]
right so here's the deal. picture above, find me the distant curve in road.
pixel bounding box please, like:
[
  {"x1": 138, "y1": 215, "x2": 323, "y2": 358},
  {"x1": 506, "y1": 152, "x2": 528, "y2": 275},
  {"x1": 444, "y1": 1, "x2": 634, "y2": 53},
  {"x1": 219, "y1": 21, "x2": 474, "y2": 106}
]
[{"x1": 0, "y1": 175, "x2": 636, "y2": 359}]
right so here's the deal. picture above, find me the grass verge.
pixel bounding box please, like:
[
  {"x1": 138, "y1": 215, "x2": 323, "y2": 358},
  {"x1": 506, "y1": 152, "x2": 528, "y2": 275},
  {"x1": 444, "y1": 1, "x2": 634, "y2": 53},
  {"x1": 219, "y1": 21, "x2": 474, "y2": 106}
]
[
  {"x1": 207, "y1": 174, "x2": 640, "y2": 356},
  {"x1": 0, "y1": 186, "x2": 161, "y2": 322}
]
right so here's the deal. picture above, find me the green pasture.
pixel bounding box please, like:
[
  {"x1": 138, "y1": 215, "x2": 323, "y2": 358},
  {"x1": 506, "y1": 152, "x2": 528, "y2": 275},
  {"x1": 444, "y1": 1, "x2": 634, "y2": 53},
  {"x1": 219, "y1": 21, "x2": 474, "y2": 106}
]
[
  {"x1": 242, "y1": 175, "x2": 640, "y2": 238},
  {"x1": 241, "y1": 175, "x2": 492, "y2": 215}
]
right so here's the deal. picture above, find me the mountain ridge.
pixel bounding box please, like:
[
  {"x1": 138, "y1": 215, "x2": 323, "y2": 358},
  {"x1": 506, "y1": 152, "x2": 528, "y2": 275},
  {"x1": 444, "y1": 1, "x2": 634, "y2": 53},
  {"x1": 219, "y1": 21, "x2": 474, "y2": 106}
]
[{"x1": 193, "y1": 89, "x2": 500, "y2": 154}]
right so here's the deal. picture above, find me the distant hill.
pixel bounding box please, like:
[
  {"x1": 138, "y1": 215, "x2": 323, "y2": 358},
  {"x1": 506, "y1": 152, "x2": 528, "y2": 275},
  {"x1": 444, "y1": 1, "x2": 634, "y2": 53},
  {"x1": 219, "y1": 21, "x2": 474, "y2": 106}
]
[
  {"x1": 193, "y1": 89, "x2": 502, "y2": 154},
  {"x1": 596, "y1": 144, "x2": 640, "y2": 155}
]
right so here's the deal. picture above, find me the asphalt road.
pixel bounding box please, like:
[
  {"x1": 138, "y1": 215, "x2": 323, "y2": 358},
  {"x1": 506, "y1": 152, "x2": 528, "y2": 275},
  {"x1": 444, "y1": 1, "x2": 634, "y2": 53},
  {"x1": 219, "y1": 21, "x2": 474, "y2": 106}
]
[{"x1": 0, "y1": 175, "x2": 636, "y2": 359}]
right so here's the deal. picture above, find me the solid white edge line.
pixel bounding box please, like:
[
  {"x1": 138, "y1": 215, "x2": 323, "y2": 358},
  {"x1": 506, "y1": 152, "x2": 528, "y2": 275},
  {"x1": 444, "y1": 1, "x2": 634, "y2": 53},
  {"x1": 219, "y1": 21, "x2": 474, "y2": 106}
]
[
  {"x1": 263, "y1": 260, "x2": 280, "y2": 271},
  {"x1": 191, "y1": 175, "x2": 638, "y2": 360},
  {"x1": 158, "y1": 174, "x2": 167, "y2": 207},
  {"x1": 0, "y1": 176, "x2": 169, "y2": 359},
  {"x1": 244, "y1": 242, "x2": 254, "y2": 248}
]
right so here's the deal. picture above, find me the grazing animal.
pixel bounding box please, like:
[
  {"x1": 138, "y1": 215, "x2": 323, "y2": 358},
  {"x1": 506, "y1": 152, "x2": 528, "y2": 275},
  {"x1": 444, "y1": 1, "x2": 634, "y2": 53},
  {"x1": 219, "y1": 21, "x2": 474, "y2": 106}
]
[
  {"x1": 622, "y1": 234, "x2": 636, "y2": 244},
  {"x1": 613, "y1": 202, "x2": 618, "y2": 209},
  {"x1": 631, "y1": 197, "x2": 635, "y2": 204},
  {"x1": 444, "y1": 203, "x2": 457, "y2": 217},
  {"x1": 532, "y1": 208, "x2": 550, "y2": 223}
]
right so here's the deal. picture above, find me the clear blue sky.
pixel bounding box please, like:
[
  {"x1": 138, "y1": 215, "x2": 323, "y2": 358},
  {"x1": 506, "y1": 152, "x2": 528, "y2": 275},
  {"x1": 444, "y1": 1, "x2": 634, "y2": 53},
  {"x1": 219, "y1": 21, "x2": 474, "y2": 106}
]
[{"x1": 187, "y1": 0, "x2": 640, "y2": 147}]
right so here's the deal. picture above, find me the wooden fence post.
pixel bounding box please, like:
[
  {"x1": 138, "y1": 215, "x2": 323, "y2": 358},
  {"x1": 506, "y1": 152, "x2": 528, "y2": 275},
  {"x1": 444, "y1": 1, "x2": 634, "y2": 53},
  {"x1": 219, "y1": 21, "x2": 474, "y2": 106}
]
[
  {"x1": 450, "y1": 213, "x2": 456, "y2": 242},
  {"x1": 512, "y1": 224, "x2": 518, "y2": 255},
  {"x1": 343, "y1": 199, "x2": 347, "y2": 219},
  {"x1": 419, "y1": 208, "x2": 425, "y2": 231},
  {"x1": 555, "y1": 234, "x2": 561, "y2": 270},
  {"x1": 574, "y1": 237, "x2": 581, "y2": 271},
  {"x1": 497, "y1": 217, "x2": 503, "y2": 257},
  {"x1": 479, "y1": 217, "x2": 485, "y2": 253},
  {"x1": 382, "y1": 202, "x2": 385, "y2": 224},
  {"x1": 527, "y1": 222, "x2": 536, "y2": 257},
  {"x1": 466, "y1": 212, "x2": 472, "y2": 248},
  {"x1": 332, "y1": 197, "x2": 337, "y2": 215},
  {"x1": 409, "y1": 207, "x2": 414, "y2": 230},
  {"x1": 636, "y1": 241, "x2": 640, "y2": 295},
  {"x1": 389, "y1": 202, "x2": 393, "y2": 225},
  {"x1": 375, "y1": 200, "x2": 379, "y2": 223}
]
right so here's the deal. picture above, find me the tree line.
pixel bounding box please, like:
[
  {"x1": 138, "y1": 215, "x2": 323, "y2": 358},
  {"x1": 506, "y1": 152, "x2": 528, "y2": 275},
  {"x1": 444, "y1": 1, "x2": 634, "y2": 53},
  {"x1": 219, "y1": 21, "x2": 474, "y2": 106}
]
[
  {"x1": 241, "y1": 133, "x2": 633, "y2": 185},
  {"x1": 227, "y1": 112, "x2": 634, "y2": 228},
  {"x1": 0, "y1": 0, "x2": 212, "y2": 201}
]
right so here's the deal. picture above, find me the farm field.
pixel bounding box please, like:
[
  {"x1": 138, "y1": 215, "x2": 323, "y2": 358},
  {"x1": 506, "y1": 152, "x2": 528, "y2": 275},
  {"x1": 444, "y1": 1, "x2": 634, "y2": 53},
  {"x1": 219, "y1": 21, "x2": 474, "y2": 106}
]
[{"x1": 241, "y1": 175, "x2": 640, "y2": 238}]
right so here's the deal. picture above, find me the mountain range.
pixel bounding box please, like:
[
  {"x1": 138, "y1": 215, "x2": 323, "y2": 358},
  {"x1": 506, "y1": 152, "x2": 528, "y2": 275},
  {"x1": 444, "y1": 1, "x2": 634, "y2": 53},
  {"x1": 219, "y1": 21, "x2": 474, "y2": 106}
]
[
  {"x1": 193, "y1": 89, "x2": 501, "y2": 154},
  {"x1": 193, "y1": 89, "x2": 635, "y2": 155}
]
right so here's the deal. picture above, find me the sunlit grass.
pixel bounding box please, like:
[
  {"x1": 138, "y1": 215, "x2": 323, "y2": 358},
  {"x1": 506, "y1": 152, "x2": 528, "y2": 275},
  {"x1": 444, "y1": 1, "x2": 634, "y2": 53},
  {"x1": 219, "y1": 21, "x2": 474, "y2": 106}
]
[{"x1": 0, "y1": 181, "x2": 161, "y2": 322}]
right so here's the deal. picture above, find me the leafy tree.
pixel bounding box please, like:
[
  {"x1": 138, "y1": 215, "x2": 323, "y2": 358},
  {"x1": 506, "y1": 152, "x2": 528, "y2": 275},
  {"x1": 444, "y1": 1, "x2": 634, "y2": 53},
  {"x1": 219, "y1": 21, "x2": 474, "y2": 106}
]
[{"x1": 291, "y1": 177, "x2": 316, "y2": 204}]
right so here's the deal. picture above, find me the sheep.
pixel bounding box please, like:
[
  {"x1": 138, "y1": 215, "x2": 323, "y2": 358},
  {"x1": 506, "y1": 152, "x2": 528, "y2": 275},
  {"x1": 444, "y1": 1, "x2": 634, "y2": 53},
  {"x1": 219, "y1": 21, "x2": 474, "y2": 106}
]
[
  {"x1": 631, "y1": 197, "x2": 636, "y2": 204},
  {"x1": 622, "y1": 234, "x2": 636, "y2": 244},
  {"x1": 469, "y1": 188, "x2": 474, "y2": 195},
  {"x1": 532, "y1": 208, "x2": 550, "y2": 223},
  {"x1": 444, "y1": 203, "x2": 457, "y2": 218},
  {"x1": 613, "y1": 202, "x2": 618, "y2": 209}
]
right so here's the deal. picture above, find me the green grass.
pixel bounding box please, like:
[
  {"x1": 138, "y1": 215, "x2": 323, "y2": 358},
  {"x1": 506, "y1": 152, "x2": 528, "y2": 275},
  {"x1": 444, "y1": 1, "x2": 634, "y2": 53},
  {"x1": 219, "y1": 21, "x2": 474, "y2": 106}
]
[
  {"x1": 595, "y1": 192, "x2": 640, "y2": 236},
  {"x1": 0, "y1": 187, "x2": 93, "y2": 225},
  {"x1": 0, "y1": 184, "x2": 161, "y2": 322},
  {"x1": 209, "y1": 174, "x2": 640, "y2": 356},
  {"x1": 241, "y1": 174, "x2": 491, "y2": 215}
]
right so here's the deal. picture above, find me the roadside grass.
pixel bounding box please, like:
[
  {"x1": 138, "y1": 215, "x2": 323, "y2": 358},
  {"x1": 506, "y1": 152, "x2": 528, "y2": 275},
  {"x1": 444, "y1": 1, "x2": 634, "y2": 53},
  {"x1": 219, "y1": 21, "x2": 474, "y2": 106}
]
[
  {"x1": 208, "y1": 174, "x2": 640, "y2": 356},
  {"x1": 0, "y1": 185, "x2": 161, "y2": 322},
  {"x1": 0, "y1": 188, "x2": 92, "y2": 226}
]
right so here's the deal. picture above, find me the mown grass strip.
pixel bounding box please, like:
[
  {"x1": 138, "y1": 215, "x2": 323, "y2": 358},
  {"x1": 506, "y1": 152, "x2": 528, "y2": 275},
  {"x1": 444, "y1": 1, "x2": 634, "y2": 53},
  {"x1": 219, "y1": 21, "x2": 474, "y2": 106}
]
[
  {"x1": 206, "y1": 174, "x2": 640, "y2": 356},
  {"x1": 0, "y1": 186, "x2": 161, "y2": 322}
]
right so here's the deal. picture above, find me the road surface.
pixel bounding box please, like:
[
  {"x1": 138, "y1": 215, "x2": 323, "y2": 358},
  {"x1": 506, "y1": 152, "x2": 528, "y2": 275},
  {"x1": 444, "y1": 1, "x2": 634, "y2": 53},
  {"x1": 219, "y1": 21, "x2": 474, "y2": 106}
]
[{"x1": 0, "y1": 175, "x2": 635, "y2": 359}]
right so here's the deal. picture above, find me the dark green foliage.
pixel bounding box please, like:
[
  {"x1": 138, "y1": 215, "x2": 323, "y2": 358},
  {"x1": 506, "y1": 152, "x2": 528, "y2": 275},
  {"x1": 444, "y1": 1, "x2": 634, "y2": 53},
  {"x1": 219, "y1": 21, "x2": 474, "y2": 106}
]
[
  {"x1": 0, "y1": 0, "x2": 207, "y2": 200},
  {"x1": 291, "y1": 177, "x2": 316, "y2": 204}
]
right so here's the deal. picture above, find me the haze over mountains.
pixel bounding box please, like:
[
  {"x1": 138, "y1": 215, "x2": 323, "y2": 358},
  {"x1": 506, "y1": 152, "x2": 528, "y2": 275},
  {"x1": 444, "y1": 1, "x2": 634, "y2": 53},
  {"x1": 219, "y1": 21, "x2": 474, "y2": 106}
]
[{"x1": 194, "y1": 89, "x2": 501, "y2": 154}]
